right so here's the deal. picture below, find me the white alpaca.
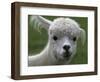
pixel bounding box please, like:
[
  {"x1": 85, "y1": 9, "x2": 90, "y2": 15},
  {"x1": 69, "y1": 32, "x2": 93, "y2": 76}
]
[{"x1": 28, "y1": 16, "x2": 85, "y2": 66}]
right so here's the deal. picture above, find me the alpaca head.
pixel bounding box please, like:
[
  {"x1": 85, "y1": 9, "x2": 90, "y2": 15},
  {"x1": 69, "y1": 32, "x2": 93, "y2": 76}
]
[{"x1": 31, "y1": 16, "x2": 85, "y2": 61}]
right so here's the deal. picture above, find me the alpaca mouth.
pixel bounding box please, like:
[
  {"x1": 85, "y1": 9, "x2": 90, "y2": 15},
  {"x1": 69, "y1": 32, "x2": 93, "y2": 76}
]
[{"x1": 63, "y1": 52, "x2": 71, "y2": 58}]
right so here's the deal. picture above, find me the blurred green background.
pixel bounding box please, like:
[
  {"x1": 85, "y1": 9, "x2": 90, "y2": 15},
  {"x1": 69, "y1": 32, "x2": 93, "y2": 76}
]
[{"x1": 28, "y1": 15, "x2": 88, "y2": 64}]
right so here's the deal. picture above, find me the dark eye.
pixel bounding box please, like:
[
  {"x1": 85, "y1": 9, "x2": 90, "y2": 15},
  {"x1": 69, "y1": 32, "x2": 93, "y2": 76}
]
[
  {"x1": 73, "y1": 37, "x2": 77, "y2": 41},
  {"x1": 53, "y1": 36, "x2": 58, "y2": 41}
]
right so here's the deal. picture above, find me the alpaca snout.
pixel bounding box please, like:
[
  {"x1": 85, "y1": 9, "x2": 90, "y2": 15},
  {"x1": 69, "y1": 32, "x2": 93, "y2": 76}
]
[
  {"x1": 63, "y1": 45, "x2": 70, "y2": 51},
  {"x1": 62, "y1": 45, "x2": 72, "y2": 58}
]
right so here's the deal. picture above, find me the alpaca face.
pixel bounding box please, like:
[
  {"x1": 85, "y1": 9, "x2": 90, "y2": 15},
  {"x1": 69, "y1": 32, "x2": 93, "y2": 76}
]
[
  {"x1": 49, "y1": 32, "x2": 77, "y2": 61},
  {"x1": 48, "y1": 18, "x2": 83, "y2": 61}
]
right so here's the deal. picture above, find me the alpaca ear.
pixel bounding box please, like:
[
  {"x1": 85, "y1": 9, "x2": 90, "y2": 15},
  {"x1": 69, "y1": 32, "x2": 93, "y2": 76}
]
[
  {"x1": 79, "y1": 28, "x2": 86, "y2": 45},
  {"x1": 30, "y1": 15, "x2": 52, "y2": 30}
]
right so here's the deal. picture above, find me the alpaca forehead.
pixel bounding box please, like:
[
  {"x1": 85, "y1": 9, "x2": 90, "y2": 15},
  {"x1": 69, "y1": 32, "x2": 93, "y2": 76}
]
[
  {"x1": 50, "y1": 28, "x2": 80, "y2": 37},
  {"x1": 50, "y1": 18, "x2": 80, "y2": 31},
  {"x1": 50, "y1": 18, "x2": 79, "y2": 28},
  {"x1": 49, "y1": 18, "x2": 80, "y2": 37}
]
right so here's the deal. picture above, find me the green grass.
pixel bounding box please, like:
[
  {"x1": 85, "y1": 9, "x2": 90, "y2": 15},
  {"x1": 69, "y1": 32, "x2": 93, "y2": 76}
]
[{"x1": 28, "y1": 15, "x2": 88, "y2": 64}]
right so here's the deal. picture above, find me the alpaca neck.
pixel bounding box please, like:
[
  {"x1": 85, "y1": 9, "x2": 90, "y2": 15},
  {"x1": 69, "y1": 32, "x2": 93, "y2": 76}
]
[{"x1": 39, "y1": 43, "x2": 58, "y2": 65}]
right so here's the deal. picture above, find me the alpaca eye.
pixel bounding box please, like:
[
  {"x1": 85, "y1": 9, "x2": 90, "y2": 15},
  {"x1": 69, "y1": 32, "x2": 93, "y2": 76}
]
[
  {"x1": 73, "y1": 37, "x2": 77, "y2": 41},
  {"x1": 53, "y1": 36, "x2": 58, "y2": 41}
]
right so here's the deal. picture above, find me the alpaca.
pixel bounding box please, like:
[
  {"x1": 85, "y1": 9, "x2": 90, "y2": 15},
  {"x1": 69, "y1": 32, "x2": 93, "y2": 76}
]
[{"x1": 28, "y1": 16, "x2": 85, "y2": 66}]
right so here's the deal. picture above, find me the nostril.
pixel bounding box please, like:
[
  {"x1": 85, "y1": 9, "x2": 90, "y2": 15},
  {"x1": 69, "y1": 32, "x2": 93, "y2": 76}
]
[{"x1": 63, "y1": 45, "x2": 70, "y2": 50}]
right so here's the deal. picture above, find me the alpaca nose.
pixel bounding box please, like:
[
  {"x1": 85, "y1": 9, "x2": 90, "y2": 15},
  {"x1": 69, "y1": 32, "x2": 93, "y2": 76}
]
[{"x1": 63, "y1": 45, "x2": 70, "y2": 51}]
